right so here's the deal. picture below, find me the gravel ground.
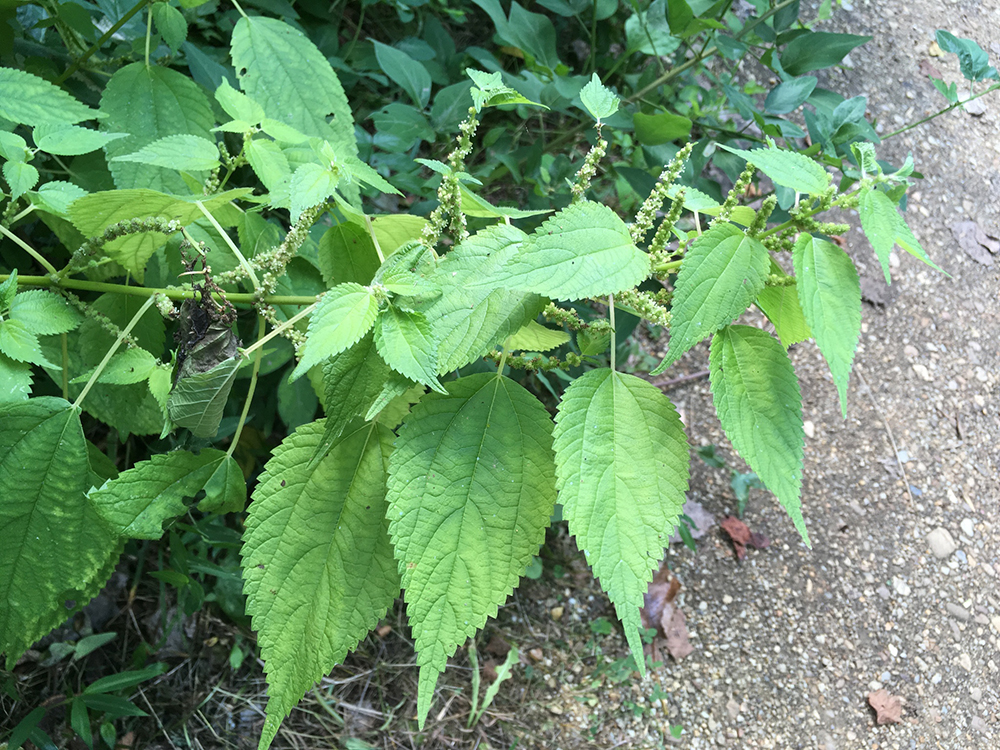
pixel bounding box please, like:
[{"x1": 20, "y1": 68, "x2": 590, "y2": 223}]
[{"x1": 480, "y1": 2, "x2": 1000, "y2": 749}]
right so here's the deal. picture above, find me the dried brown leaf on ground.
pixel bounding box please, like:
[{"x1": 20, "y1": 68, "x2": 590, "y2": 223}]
[
  {"x1": 951, "y1": 221, "x2": 998, "y2": 266},
  {"x1": 663, "y1": 606, "x2": 694, "y2": 661},
  {"x1": 918, "y1": 58, "x2": 943, "y2": 78},
  {"x1": 668, "y1": 500, "x2": 715, "y2": 543},
  {"x1": 641, "y1": 564, "x2": 681, "y2": 632},
  {"x1": 720, "y1": 516, "x2": 770, "y2": 560},
  {"x1": 868, "y1": 688, "x2": 904, "y2": 724}
]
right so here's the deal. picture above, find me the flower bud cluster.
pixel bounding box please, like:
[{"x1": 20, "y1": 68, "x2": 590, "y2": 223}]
[
  {"x1": 648, "y1": 189, "x2": 686, "y2": 264},
  {"x1": 747, "y1": 195, "x2": 777, "y2": 237},
  {"x1": 711, "y1": 161, "x2": 756, "y2": 227},
  {"x1": 571, "y1": 125, "x2": 608, "y2": 204},
  {"x1": 614, "y1": 289, "x2": 672, "y2": 327},
  {"x1": 486, "y1": 349, "x2": 583, "y2": 372},
  {"x1": 630, "y1": 142, "x2": 693, "y2": 244}
]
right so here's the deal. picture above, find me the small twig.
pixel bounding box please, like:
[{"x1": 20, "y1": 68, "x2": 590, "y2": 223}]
[
  {"x1": 855, "y1": 364, "x2": 914, "y2": 505},
  {"x1": 651, "y1": 369, "x2": 710, "y2": 390}
]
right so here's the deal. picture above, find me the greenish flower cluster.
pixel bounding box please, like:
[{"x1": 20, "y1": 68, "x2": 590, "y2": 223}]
[
  {"x1": 423, "y1": 109, "x2": 480, "y2": 248},
  {"x1": 60, "y1": 217, "x2": 183, "y2": 279},
  {"x1": 648, "y1": 189, "x2": 686, "y2": 264},
  {"x1": 486, "y1": 349, "x2": 583, "y2": 372},
  {"x1": 711, "y1": 161, "x2": 756, "y2": 227},
  {"x1": 543, "y1": 302, "x2": 612, "y2": 335},
  {"x1": 614, "y1": 289, "x2": 672, "y2": 327},
  {"x1": 630, "y1": 142, "x2": 693, "y2": 244},
  {"x1": 570, "y1": 124, "x2": 608, "y2": 204},
  {"x1": 765, "y1": 273, "x2": 796, "y2": 287},
  {"x1": 747, "y1": 195, "x2": 778, "y2": 237}
]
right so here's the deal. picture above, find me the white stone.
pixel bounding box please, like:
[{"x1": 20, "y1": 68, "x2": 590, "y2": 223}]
[
  {"x1": 912, "y1": 363, "x2": 932, "y2": 381},
  {"x1": 803, "y1": 420, "x2": 815, "y2": 439},
  {"x1": 927, "y1": 527, "x2": 957, "y2": 559},
  {"x1": 961, "y1": 518, "x2": 975, "y2": 537}
]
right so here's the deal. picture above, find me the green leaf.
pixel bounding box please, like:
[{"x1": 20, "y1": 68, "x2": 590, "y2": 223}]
[
  {"x1": 0, "y1": 67, "x2": 101, "y2": 127},
  {"x1": 0, "y1": 319, "x2": 53, "y2": 367},
  {"x1": 0, "y1": 130, "x2": 28, "y2": 162},
  {"x1": 935, "y1": 30, "x2": 999, "y2": 82},
  {"x1": 89, "y1": 448, "x2": 231, "y2": 538},
  {"x1": 375, "y1": 306, "x2": 444, "y2": 392},
  {"x1": 779, "y1": 32, "x2": 871, "y2": 76},
  {"x1": 246, "y1": 139, "x2": 291, "y2": 191},
  {"x1": 716, "y1": 143, "x2": 831, "y2": 196},
  {"x1": 652, "y1": 223, "x2": 770, "y2": 373},
  {"x1": 167, "y1": 356, "x2": 242, "y2": 438},
  {"x1": 466, "y1": 69, "x2": 545, "y2": 112},
  {"x1": 709, "y1": 326, "x2": 808, "y2": 544},
  {"x1": 764, "y1": 76, "x2": 818, "y2": 114},
  {"x1": 29, "y1": 181, "x2": 88, "y2": 216},
  {"x1": 552, "y1": 369, "x2": 689, "y2": 675},
  {"x1": 100, "y1": 62, "x2": 215, "y2": 193},
  {"x1": 288, "y1": 163, "x2": 338, "y2": 221},
  {"x1": 625, "y1": 0, "x2": 682, "y2": 56},
  {"x1": 243, "y1": 419, "x2": 399, "y2": 750},
  {"x1": 793, "y1": 234, "x2": 860, "y2": 417},
  {"x1": 891, "y1": 207, "x2": 944, "y2": 273},
  {"x1": 506, "y1": 320, "x2": 569, "y2": 352},
  {"x1": 83, "y1": 663, "x2": 167, "y2": 694},
  {"x1": 371, "y1": 215, "x2": 429, "y2": 254},
  {"x1": 71, "y1": 348, "x2": 156, "y2": 386},
  {"x1": 485, "y1": 201, "x2": 650, "y2": 300},
  {"x1": 579, "y1": 73, "x2": 620, "y2": 121},
  {"x1": 387, "y1": 373, "x2": 556, "y2": 727},
  {"x1": 32, "y1": 124, "x2": 126, "y2": 156},
  {"x1": 215, "y1": 78, "x2": 265, "y2": 125},
  {"x1": 201, "y1": 454, "x2": 246, "y2": 513},
  {"x1": 3, "y1": 161, "x2": 38, "y2": 201},
  {"x1": 312, "y1": 332, "x2": 392, "y2": 464},
  {"x1": 756, "y1": 283, "x2": 811, "y2": 348},
  {"x1": 0, "y1": 353, "x2": 32, "y2": 404},
  {"x1": 858, "y1": 186, "x2": 899, "y2": 284},
  {"x1": 0, "y1": 397, "x2": 121, "y2": 668},
  {"x1": 151, "y1": 2, "x2": 187, "y2": 54},
  {"x1": 231, "y1": 16, "x2": 356, "y2": 157},
  {"x1": 290, "y1": 283, "x2": 379, "y2": 382},
  {"x1": 9, "y1": 290, "x2": 82, "y2": 335},
  {"x1": 0, "y1": 270, "x2": 17, "y2": 311},
  {"x1": 372, "y1": 41, "x2": 433, "y2": 109},
  {"x1": 632, "y1": 112, "x2": 692, "y2": 145},
  {"x1": 317, "y1": 222, "x2": 380, "y2": 286},
  {"x1": 111, "y1": 134, "x2": 221, "y2": 173}
]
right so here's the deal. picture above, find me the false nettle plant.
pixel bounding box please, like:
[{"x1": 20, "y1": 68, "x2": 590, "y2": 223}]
[{"x1": 1, "y1": 8, "x2": 970, "y2": 750}]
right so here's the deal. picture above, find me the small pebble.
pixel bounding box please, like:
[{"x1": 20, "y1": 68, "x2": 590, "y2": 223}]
[
  {"x1": 960, "y1": 518, "x2": 975, "y2": 537},
  {"x1": 946, "y1": 603, "x2": 971, "y2": 621},
  {"x1": 927, "y1": 527, "x2": 957, "y2": 559},
  {"x1": 550, "y1": 606, "x2": 564, "y2": 621}
]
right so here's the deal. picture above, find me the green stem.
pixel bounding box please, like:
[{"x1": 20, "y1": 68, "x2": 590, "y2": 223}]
[
  {"x1": 60, "y1": 333, "x2": 70, "y2": 401},
  {"x1": 194, "y1": 202, "x2": 259, "y2": 289},
  {"x1": 228, "y1": 315, "x2": 264, "y2": 459},
  {"x1": 73, "y1": 295, "x2": 156, "y2": 410},
  {"x1": 496, "y1": 347, "x2": 509, "y2": 375},
  {"x1": 3, "y1": 274, "x2": 317, "y2": 306},
  {"x1": 240, "y1": 302, "x2": 318, "y2": 358},
  {"x1": 608, "y1": 293, "x2": 616, "y2": 371},
  {"x1": 0, "y1": 225, "x2": 59, "y2": 275},
  {"x1": 881, "y1": 84, "x2": 1000, "y2": 140},
  {"x1": 56, "y1": 0, "x2": 148, "y2": 84},
  {"x1": 144, "y1": 2, "x2": 152, "y2": 68}
]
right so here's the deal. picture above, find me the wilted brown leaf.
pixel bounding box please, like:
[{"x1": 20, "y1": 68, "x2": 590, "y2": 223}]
[
  {"x1": 663, "y1": 606, "x2": 694, "y2": 661},
  {"x1": 720, "y1": 516, "x2": 770, "y2": 560},
  {"x1": 918, "y1": 59, "x2": 943, "y2": 78},
  {"x1": 868, "y1": 688, "x2": 904, "y2": 724},
  {"x1": 486, "y1": 634, "x2": 510, "y2": 656}
]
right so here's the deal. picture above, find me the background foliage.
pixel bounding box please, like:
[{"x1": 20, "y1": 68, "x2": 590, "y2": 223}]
[{"x1": 2, "y1": 0, "x2": 996, "y2": 747}]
